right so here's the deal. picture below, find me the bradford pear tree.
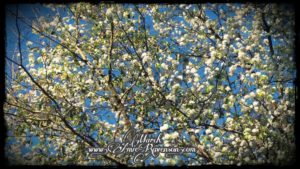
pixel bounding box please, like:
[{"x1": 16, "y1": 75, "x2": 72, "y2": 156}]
[{"x1": 4, "y1": 3, "x2": 295, "y2": 166}]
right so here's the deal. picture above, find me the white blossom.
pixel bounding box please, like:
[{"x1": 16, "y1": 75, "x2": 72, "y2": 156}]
[
  {"x1": 137, "y1": 116, "x2": 143, "y2": 122},
  {"x1": 225, "y1": 86, "x2": 231, "y2": 92},
  {"x1": 206, "y1": 128, "x2": 212, "y2": 135},
  {"x1": 253, "y1": 101, "x2": 259, "y2": 107},
  {"x1": 160, "y1": 124, "x2": 169, "y2": 132},
  {"x1": 142, "y1": 52, "x2": 151, "y2": 63},
  {"x1": 170, "y1": 131, "x2": 179, "y2": 139},
  {"x1": 252, "y1": 128, "x2": 259, "y2": 134},
  {"x1": 26, "y1": 41, "x2": 33, "y2": 46},
  {"x1": 190, "y1": 67, "x2": 197, "y2": 74},
  {"x1": 161, "y1": 63, "x2": 168, "y2": 70}
]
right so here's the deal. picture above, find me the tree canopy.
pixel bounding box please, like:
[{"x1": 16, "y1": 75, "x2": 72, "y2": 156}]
[{"x1": 4, "y1": 3, "x2": 295, "y2": 166}]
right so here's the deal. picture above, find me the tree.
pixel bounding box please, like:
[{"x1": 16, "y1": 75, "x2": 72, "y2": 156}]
[{"x1": 4, "y1": 3, "x2": 295, "y2": 166}]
